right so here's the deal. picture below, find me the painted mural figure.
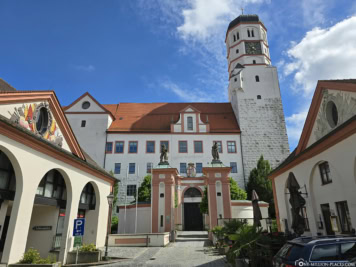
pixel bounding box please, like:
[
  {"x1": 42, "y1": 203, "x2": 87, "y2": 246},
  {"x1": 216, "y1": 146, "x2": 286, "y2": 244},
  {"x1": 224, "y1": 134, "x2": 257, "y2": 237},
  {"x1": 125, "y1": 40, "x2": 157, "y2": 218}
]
[
  {"x1": 212, "y1": 142, "x2": 220, "y2": 161},
  {"x1": 160, "y1": 144, "x2": 168, "y2": 163},
  {"x1": 9, "y1": 102, "x2": 63, "y2": 147}
]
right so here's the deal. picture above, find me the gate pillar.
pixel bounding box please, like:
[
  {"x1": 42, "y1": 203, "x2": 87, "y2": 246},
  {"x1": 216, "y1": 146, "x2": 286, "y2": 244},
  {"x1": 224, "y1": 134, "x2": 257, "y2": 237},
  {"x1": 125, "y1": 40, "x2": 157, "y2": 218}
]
[
  {"x1": 203, "y1": 166, "x2": 232, "y2": 239},
  {"x1": 151, "y1": 167, "x2": 178, "y2": 233}
]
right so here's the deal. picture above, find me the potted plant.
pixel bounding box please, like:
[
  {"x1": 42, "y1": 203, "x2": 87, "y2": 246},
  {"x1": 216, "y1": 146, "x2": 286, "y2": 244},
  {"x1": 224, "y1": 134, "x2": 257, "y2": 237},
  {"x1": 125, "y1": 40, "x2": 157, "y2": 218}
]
[
  {"x1": 227, "y1": 225, "x2": 262, "y2": 267},
  {"x1": 9, "y1": 248, "x2": 60, "y2": 267},
  {"x1": 210, "y1": 226, "x2": 225, "y2": 248},
  {"x1": 66, "y1": 243, "x2": 101, "y2": 264}
]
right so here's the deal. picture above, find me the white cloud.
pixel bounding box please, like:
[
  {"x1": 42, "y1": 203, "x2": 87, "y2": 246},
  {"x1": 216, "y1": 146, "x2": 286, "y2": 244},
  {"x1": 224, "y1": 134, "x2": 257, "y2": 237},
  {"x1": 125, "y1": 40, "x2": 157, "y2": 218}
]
[
  {"x1": 285, "y1": 108, "x2": 309, "y2": 149},
  {"x1": 301, "y1": 0, "x2": 328, "y2": 26},
  {"x1": 72, "y1": 64, "x2": 95, "y2": 72},
  {"x1": 283, "y1": 16, "x2": 356, "y2": 148},
  {"x1": 161, "y1": 80, "x2": 215, "y2": 102},
  {"x1": 284, "y1": 16, "x2": 356, "y2": 96}
]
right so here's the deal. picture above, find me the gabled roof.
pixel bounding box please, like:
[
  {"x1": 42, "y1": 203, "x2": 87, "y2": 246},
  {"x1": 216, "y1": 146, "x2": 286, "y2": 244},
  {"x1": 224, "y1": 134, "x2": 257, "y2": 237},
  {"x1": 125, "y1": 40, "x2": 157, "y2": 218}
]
[
  {"x1": 0, "y1": 90, "x2": 85, "y2": 160},
  {"x1": 64, "y1": 92, "x2": 115, "y2": 120},
  {"x1": 269, "y1": 79, "x2": 356, "y2": 178},
  {"x1": 105, "y1": 102, "x2": 240, "y2": 133},
  {"x1": 295, "y1": 80, "x2": 356, "y2": 155}
]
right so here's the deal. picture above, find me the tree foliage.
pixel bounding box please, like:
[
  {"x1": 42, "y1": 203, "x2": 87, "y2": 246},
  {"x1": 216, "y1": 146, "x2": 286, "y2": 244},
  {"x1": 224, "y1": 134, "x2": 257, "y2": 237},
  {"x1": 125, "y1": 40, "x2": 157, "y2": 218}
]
[
  {"x1": 135, "y1": 175, "x2": 151, "y2": 202},
  {"x1": 229, "y1": 177, "x2": 247, "y2": 200},
  {"x1": 246, "y1": 155, "x2": 274, "y2": 217},
  {"x1": 200, "y1": 187, "x2": 209, "y2": 214}
]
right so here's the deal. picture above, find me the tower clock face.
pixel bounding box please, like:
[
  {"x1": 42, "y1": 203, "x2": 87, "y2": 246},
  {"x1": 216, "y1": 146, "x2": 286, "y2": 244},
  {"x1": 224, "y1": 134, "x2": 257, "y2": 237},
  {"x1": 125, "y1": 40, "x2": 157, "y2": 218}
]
[{"x1": 245, "y1": 42, "x2": 262, "y2": 55}]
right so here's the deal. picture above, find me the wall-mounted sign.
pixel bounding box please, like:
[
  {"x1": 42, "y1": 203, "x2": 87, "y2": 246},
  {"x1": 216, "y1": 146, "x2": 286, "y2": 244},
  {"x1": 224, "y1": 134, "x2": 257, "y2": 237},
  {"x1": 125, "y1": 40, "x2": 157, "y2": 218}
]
[{"x1": 33, "y1": 226, "x2": 52, "y2": 231}]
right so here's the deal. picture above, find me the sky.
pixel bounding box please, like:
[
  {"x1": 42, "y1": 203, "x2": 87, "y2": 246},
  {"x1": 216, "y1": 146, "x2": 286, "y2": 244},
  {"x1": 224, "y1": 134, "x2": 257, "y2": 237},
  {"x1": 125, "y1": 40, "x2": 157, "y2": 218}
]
[{"x1": 1, "y1": 0, "x2": 356, "y2": 150}]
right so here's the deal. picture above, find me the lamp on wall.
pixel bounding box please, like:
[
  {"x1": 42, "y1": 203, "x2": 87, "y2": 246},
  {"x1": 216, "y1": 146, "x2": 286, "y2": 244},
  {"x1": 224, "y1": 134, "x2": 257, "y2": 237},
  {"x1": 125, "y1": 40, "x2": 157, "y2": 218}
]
[{"x1": 104, "y1": 192, "x2": 114, "y2": 259}]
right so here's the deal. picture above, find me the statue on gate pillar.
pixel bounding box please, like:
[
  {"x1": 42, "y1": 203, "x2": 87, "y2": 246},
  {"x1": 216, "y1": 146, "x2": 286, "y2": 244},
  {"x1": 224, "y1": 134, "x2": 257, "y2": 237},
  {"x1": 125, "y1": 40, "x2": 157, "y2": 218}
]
[
  {"x1": 159, "y1": 144, "x2": 169, "y2": 165},
  {"x1": 212, "y1": 142, "x2": 222, "y2": 164}
]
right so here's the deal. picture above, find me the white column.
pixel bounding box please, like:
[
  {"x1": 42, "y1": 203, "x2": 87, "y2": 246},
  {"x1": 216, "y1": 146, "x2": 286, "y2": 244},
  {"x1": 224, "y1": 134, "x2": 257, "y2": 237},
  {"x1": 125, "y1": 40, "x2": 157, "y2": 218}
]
[
  {"x1": 58, "y1": 190, "x2": 80, "y2": 264},
  {"x1": 1, "y1": 183, "x2": 35, "y2": 264}
]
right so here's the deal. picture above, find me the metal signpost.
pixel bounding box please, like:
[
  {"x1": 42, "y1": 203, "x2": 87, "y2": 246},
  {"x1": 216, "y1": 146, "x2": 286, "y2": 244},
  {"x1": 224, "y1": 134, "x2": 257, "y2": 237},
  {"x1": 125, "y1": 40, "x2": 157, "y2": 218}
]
[{"x1": 73, "y1": 218, "x2": 85, "y2": 264}]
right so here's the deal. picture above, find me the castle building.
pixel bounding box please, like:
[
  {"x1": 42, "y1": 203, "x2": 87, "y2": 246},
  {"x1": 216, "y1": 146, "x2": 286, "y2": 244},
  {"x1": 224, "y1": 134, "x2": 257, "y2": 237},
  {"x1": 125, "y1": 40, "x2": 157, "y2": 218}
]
[{"x1": 65, "y1": 15, "x2": 290, "y2": 207}]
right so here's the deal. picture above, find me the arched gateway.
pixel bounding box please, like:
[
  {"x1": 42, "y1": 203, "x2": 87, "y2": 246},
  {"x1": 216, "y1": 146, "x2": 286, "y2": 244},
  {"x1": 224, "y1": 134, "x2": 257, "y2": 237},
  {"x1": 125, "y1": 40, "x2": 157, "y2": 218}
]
[{"x1": 183, "y1": 187, "x2": 203, "y2": 231}]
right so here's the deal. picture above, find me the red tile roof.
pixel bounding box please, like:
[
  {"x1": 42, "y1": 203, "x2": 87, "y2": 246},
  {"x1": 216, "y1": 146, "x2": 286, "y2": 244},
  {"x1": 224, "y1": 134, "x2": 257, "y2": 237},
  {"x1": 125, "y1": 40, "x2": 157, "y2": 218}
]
[{"x1": 104, "y1": 103, "x2": 240, "y2": 133}]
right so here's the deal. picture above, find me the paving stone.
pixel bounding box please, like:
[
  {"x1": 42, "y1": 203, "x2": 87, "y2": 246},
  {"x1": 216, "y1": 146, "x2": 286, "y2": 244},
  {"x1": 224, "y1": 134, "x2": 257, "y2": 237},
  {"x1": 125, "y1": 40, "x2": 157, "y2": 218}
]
[{"x1": 101, "y1": 231, "x2": 229, "y2": 267}]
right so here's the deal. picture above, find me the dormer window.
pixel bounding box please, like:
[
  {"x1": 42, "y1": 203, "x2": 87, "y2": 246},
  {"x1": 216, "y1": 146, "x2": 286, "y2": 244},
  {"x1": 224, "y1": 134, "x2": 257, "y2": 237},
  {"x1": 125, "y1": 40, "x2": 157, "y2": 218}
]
[
  {"x1": 187, "y1": 116, "x2": 193, "y2": 130},
  {"x1": 82, "y1": 101, "x2": 90, "y2": 110}
]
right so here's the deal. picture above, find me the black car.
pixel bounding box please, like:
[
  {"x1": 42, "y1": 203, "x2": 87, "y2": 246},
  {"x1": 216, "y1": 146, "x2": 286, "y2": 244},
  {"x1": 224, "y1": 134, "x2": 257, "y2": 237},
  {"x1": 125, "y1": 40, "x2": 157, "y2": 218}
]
[{"x1": 273, "y1": 235, "x2": 356, "y2": 266}]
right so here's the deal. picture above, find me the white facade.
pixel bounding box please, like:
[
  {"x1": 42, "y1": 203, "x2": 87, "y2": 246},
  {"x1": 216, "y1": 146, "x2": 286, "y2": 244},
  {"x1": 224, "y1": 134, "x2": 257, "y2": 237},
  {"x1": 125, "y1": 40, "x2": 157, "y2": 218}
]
[
  {"x1": 106, "y1": 133, "x2": 244, "y2": 204},
  {"x1": 226, "y1": 15, "x2": 289, "y2": 178},
  {"x1": 65, "y1": 93, "x2": 113, "y2": 166},
  {"x1": 271, "y1": 81, "x2": 356, "y2": 236}
]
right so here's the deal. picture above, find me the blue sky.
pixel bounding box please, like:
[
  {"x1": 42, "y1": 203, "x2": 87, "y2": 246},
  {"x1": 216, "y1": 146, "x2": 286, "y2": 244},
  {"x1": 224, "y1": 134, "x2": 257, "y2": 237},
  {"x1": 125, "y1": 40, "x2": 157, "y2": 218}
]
[{"x1": 1, "y1": 0, "x2": 356, "y2": 150}]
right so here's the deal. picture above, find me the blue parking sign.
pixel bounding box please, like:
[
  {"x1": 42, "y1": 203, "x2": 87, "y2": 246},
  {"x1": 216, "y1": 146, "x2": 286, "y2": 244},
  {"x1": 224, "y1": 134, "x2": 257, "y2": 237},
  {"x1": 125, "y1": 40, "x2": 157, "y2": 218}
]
[{"x1": 73, "y1": 218, "x2": 85, "y2": 236}]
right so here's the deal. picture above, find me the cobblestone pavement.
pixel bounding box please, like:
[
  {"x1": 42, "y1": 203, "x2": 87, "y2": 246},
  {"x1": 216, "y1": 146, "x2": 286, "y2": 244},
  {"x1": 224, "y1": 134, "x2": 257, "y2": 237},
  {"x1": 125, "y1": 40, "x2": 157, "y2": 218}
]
[{"x1": 101, "y1": 231, "x2": 229, "y2": 267}]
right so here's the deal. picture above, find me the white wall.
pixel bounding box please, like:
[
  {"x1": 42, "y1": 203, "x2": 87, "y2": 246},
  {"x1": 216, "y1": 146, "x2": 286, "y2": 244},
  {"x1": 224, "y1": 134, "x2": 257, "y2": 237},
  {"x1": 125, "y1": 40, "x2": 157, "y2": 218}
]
[
  {"x1": 66, "y1": 113, "x2": 110, "y2": 166},
  {"x1": 274, "y1": 133, "x2": 356, "y2": 236},
  {"x1": 117, "y1": 206, "x2": 151, "y2": 234},
  {"x1": 26, "y1": 205, "x2": 59, "y2": 258}
]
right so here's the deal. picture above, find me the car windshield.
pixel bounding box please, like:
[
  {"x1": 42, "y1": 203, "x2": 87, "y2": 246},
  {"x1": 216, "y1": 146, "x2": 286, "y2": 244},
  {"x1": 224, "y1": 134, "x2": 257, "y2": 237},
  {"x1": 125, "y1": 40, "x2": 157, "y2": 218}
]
[{"x1": 276, "y1": 243, "x2": 304, "y2": 261}]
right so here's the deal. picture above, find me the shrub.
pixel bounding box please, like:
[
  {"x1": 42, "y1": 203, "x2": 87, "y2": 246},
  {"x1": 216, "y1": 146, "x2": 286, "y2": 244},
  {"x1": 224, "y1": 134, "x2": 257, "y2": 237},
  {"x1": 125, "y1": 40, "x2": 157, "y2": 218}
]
[
  {"x1": 79, "y1": 243, "x2": 98, "y2": 252},
  {"x1": 19, "y1": 248, "x2": 56, "y2": 264},
  {"x1": 111, "y1": 216, "x2": 118, "y2": 233},
  {"x1": 19, "y1": 248, "x2": 41, "y2": 264},
  {"x1": 223, "y1": 219, "x2": 246, "y2": 234}
]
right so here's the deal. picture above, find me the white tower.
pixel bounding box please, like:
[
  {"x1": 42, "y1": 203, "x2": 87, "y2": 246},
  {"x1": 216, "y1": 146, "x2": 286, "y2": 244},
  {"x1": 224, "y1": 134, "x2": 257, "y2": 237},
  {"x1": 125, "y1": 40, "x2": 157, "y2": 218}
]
[{"x1": 226, "y1": 15, "x2": 289, "y2": 180}]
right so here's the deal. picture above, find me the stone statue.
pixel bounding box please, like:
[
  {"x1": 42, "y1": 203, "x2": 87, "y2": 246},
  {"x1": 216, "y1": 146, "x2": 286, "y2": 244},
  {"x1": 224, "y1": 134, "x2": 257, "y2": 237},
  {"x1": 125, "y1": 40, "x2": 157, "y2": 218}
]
[
  {"x1": 159, "y1": 144, "x2": 168, "y2": 164},
  {"x1": 212, "y1": 142, "x2": 220, "y2": 162}
]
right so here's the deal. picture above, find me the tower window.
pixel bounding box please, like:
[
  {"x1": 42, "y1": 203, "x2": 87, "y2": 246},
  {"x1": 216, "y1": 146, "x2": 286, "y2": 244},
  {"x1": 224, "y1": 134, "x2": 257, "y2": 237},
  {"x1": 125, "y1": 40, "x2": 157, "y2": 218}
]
[
  {"x1": 255, "y1": 75, "x2": 260, "y2": 82},
  {"x1": 236, "y1": 49, "x2": 239, "y2": 54},
  {"x1": 257, "y1": 95, "x2": 262, "y2": 100},
  {"x1": 251, "y1": 29, "x2": 255, "y2": 37},
  {"x1": 234, "y1": 78, "x2": 237, "y2": 82},
  {"x1": 233, "y1": 35, "x2": 236, "y2": 42},
  {"x1": 237, "y1": 32, "x2": 239, "y2": 40},
  {"x1": 81, "y1": 120, "x2": 86, "y2": 127},
  {"x1": 247, "y1": 29, "x2": 250, "y2": 37},
  {"x1": 253, "y1": 60, "x2": 256, "y2": 64}
]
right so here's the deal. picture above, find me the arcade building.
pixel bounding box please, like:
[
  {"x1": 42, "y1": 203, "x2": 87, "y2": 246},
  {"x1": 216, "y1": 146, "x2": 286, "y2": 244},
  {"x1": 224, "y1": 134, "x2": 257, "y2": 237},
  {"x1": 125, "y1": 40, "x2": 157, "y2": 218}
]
[{"x1": 0, "y1": 89, "x2": 116, "y2": 264}]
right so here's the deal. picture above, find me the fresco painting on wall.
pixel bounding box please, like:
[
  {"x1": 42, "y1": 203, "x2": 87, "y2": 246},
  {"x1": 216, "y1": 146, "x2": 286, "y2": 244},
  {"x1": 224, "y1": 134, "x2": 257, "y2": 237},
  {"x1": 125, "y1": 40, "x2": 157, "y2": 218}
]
[{"x1": 9, "y1": 102, "x2": 64, "y2": 147}]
